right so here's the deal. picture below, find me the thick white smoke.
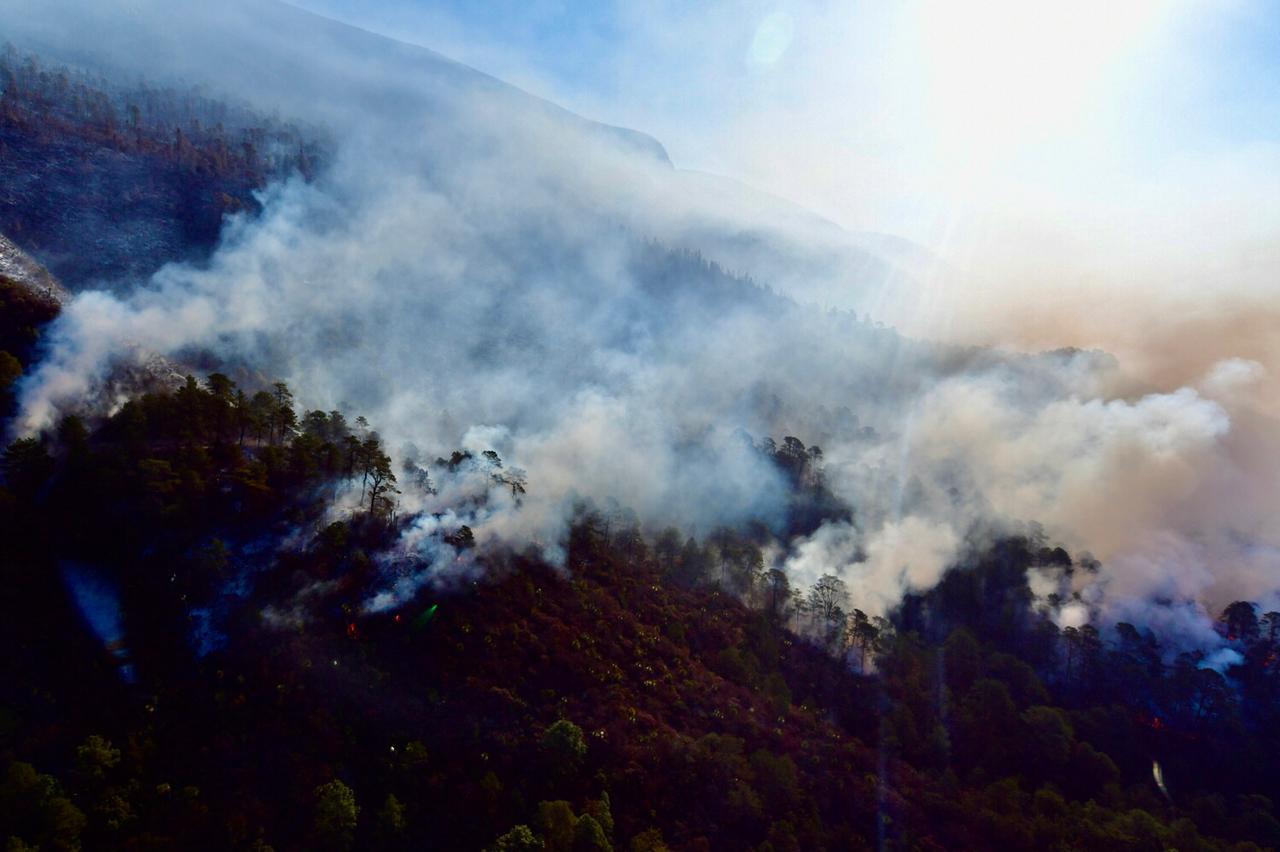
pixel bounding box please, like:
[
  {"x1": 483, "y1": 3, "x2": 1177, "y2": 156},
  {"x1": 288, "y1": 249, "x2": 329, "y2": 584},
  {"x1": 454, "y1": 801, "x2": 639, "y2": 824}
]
[
  {"x1": 783, "y1": 517, "x2": 959, "y2": 619},
  {"x1": 783, "y1": 355, "x2": 1280, "y2": 644}
]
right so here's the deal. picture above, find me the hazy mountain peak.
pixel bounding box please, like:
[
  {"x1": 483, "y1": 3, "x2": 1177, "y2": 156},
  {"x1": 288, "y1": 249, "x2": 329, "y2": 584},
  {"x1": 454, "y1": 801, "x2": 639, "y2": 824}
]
[{"x1": 0, "y1": 0, "x2": 672, "y2": 167}]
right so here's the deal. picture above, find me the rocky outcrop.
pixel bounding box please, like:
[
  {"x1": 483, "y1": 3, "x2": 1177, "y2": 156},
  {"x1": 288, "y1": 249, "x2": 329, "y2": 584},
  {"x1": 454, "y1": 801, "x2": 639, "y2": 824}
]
[{"x1": 0, "y1": 232, "x2": 69, "y2": 309}]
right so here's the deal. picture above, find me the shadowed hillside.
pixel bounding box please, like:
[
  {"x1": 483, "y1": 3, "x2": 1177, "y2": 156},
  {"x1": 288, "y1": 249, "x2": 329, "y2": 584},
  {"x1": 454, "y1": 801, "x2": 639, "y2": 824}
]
[{"x1": 0, "y1": 46, "x2": 329, "y2": 288}]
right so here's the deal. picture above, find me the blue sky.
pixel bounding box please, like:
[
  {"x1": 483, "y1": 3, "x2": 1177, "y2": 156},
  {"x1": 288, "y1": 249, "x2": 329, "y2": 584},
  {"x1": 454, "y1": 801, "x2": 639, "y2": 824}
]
[{"x1": 293, "y1": 1, "x2": 632, "y2": 109}]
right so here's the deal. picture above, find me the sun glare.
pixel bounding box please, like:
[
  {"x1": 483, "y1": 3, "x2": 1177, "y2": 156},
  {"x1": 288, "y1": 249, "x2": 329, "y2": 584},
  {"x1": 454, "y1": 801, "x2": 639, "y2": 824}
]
[
  {"x1": 914, "y1": 0, "x2": 1177, "y2": 160},
  {"x1": 749, "y1": 11, "x2": 796, "y2": 66}
]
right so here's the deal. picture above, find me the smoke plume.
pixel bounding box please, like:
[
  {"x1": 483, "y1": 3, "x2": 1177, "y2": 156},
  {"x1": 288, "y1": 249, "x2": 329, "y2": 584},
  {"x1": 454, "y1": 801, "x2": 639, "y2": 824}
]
[{"x1": 7, "y1": 0, "x2": 1279, "y2": 657}]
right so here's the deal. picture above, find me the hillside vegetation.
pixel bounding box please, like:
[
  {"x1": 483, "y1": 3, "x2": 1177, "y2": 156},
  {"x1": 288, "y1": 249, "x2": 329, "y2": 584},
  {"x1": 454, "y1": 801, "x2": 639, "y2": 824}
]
[
  {"x1": 0, "y1": 46, "x2": 328, "y2": 287},
  {"x1": 3, "y1": 360, "x2": 1280, "y2": 850}
]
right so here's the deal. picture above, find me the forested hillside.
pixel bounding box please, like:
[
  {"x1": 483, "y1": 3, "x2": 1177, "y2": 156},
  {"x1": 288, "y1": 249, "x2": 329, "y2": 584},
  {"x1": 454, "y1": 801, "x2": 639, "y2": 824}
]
[
  {"x1": 0, "y1": 46, "x2": 328, "y2": 287},
  {"x1": 3, "y1": 334, "x2": 1280, "y2": 849}
]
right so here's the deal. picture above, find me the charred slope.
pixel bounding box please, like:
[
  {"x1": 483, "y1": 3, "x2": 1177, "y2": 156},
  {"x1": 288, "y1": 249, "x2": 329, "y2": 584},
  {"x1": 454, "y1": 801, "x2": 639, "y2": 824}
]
[{"x1": 0, "y1": 47, "x2": 328, "y2": 288}]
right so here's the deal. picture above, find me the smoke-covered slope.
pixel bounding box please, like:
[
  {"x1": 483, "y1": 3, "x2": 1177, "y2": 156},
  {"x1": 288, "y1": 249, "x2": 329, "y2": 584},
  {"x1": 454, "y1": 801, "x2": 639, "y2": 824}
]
[
  {"x1": 0, "y1": 0, "x2": 671, "y2": 166},
  {"x1": 0, "y1": 0, "x2": 925, "y2": 307},
  {"x1": 5, "y1": 0, "x2": 1279, "y2": 717},
  {"x1": 2, "y1": 5, "x2": 1280, "y2": 849}
]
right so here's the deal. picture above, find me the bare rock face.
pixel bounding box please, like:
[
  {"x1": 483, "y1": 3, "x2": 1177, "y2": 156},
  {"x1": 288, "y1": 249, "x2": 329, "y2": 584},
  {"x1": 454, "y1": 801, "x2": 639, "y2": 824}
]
[{"x1": 0, "y1": 232, "x2": 69, "y2": 308}]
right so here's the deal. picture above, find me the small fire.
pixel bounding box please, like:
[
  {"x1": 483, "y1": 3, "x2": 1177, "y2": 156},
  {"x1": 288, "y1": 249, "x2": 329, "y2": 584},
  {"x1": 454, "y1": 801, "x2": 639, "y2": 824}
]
[
  {"x1": 346, "y1": 622, "x2": 359, "y2": 639},
  {"x1": 1136, "y1": 711, "x2": 1165, "y2": 731}
]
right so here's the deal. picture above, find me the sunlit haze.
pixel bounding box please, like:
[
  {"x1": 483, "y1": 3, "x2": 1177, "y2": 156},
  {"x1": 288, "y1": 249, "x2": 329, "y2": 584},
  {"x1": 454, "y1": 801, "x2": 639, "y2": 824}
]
[{"x1": 296, "y1": 0, "x2": 1279, "y2": 393}]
